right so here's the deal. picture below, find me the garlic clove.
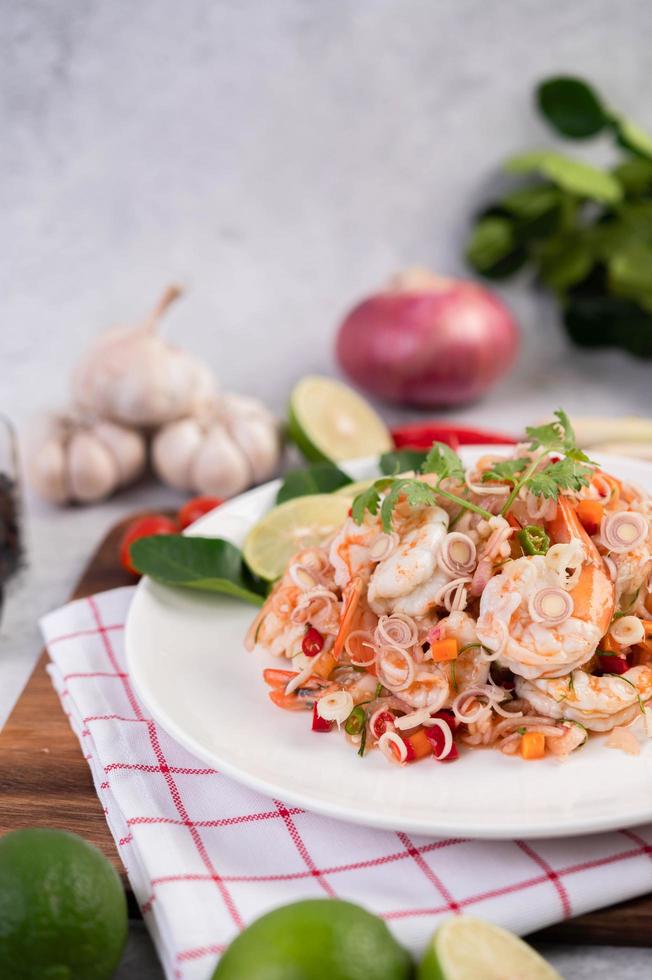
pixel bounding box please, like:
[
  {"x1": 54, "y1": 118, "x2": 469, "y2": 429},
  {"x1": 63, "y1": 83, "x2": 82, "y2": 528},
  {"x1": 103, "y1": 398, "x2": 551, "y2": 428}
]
[
  {"x1": 152, "y1": 417, "x2": 205, "y2": 491},
  {"x1": 71, "y1": 287, "x2": 218, "y2": 427},
  {"x1": 222, "y1": 393, "x2": 281, "y2": 482},
  {"x1": 93, "y1": 420, "x2": 146, "y2": 486},
  {"x1": 191, "y1": 424, "x2": 252, "y2": 498},
  {"x1": 28, "y1": 437, "x2": 69, "y2": 504},
  {"x1": 227, "y1": 412, "x2": 280, "y2": 483},
  {"x1": 67, "y1": 430, "x2": 119, "y2": 502}
]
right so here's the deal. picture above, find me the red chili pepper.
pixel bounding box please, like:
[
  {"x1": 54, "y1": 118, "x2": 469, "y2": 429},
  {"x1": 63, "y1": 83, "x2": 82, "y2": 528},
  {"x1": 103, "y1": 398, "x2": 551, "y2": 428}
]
[
  {"x1": 311, "y1": 703, "x2": 333, "y2": 732},
  {"x1": 391, "y1": 423, "x2": 515, "y2": 450},
  {"x1": 430, "y1": 709, "x2": 459, "y2": 733},
  {"x1": 424, "y1": 723, "x2": 459, "y2": 761},
  {"x1": 402, "y1": 736, "x2": 415, "y2": 763},
  {"x1": 302, "y1": 627, "x2": 324, "y2": 658},
  {"x1": 371, "y1": 710, "x2": 396, "y2": 739},
  {"x1": 599, "y1": 654, "x2": 629, "y2": 675}
]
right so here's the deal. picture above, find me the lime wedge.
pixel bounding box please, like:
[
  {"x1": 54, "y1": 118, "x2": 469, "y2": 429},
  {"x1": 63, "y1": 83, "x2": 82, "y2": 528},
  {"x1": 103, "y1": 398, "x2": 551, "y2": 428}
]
[
  {"x1": 244, "y1": 494, "x2": 351, "y2": 581},
  {"x1": 418, "y1": 917, "x2": 561, "y2": 980},
  {"x1": 289, "y1": 376, "x2": 392, "y2": 462}
]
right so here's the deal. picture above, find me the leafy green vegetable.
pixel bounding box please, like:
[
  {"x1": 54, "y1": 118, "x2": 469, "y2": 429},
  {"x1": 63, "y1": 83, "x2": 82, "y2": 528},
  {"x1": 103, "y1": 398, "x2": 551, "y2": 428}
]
[
  {"x1": 537, "y1": 76, "x2": 607, "y2": 139},
  {"x1": 276, "y1": 462, "x2": 352, "y2": 504},
  {"x1": 379, "y1": 449, "x2": 428, "y2": 475},
  {"x1": 526, "y1": 457, "x2": 592, "y2": 499},
  {"x1": 352, "y1": 442, "x2": 493, "y2": 531},
  {"x1": 422, "y1": 442, "x2": 465, "y2": 482},
  {"x1": 506, "y1": 151, "x2": 622, "y2": 205},
  {"x1": 466, "y1": 75, "x2": 652, "y2": 357},
  {"x1": 481, "y1": 458, "x2": 528, "y2": 485},
  {"x1": 525, "y1": 409, "x2": 578, "y2": 454},
  {"x1": 130, "y1": 535, "x2": 267, "y2": 605}
]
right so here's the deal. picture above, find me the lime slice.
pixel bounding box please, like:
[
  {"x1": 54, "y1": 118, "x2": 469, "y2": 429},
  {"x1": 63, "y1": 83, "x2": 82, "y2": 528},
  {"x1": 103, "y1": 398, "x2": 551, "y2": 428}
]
[
  {"x1": 289, "y1": 375, "x2": 392, "y2": 462},
  {"x1": 418, "y1": 917, "x2": 561, "y2": 980},
  {"x1": 244, "y1": 494, "x2": 351, "y2": 581}
]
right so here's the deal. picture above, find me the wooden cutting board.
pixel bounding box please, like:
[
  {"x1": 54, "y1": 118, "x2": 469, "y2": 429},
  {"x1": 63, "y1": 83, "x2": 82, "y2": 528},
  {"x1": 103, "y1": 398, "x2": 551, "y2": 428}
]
[{"x1": 0, "y1": 516, "x2": 651, "y2": 944}]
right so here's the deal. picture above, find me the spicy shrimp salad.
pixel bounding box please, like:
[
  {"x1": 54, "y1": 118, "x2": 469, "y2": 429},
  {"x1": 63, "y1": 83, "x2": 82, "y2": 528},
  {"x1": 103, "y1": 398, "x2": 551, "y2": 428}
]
[{"x1": 245, "y1": 412, "x2": 652, "y2": 766}]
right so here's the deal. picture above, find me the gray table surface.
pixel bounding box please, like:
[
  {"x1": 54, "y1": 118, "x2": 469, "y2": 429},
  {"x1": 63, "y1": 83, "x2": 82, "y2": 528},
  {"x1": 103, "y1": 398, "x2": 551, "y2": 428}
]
[{"x1": 3, "y1": 1, "x2": 652, "y2": 975}]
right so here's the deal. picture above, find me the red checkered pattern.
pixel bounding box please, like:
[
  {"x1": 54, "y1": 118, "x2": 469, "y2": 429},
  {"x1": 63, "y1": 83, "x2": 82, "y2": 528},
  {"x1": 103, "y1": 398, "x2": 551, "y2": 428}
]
[{"x1": 42, "y1": 587, "x2": 652, "y2": 980}]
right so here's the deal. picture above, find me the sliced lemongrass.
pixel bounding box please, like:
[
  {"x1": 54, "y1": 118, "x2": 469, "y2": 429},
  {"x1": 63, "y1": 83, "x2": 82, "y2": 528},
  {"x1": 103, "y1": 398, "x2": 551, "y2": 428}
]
[
  {"x1": 437, "y1": 532, "x2": 477, "y2": 577},
  {"x1": 528, "y1": 588, "x2": 574, "y2": 625},
  {"x1": 374, "y1": 613, "x2": 418, "y2": 649},
  {"x1": 434, "y1": 576, "x2": 471, "y2": 613},
  {"x1": 378, "y1": 730, "x2": 407, "y2": 764},
  {"x1": 610, "y1": 615, "x2": 645, "y2": 647},
  {"x1": 369, "y1": 531, "x2": 399, "y2": 562},
  {"x1": 376, "y1": 646, "x2": 415, "y2": 691},
  {"x1": 452, "y1": 688, "x2": 493, "y2": 724},
  {"x1": 394, "y1": 707, "x2": 432, "y2": 731},
  {"x1": 602, "y1": 511, "x2": 648, "y2": 554},
  {"x1": 316, "y1": 690, "x2": 353, "y2": 725},
  {"x1": 344, "y1": 629, "x2": 376, "y2": 667}
]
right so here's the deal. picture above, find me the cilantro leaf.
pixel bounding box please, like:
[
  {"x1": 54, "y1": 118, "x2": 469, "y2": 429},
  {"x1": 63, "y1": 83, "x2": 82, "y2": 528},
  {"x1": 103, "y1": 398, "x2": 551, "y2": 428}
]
[
  {"x1": 525, "y1": 409, "x2": 576, "y2": 453},
  {"x1": 379, "y1": 479, "x2": 437, "y2": 532},
  {"x1": 481, "y1": 458, "x2": 528, "y2": 485},
  {"x1": 422, "y1": 442, "x2": 464, "y2": 482},
  {"x1": 351, "y1": 478, "x2": 393, "y2": 525},
  {"x1": 527, "y1": 457, "x2": 593, "y2": 499}
]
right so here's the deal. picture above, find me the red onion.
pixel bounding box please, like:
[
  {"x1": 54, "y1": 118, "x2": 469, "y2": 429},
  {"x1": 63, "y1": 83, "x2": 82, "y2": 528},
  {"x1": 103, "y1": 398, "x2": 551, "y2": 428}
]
[{"x1": 335, "y1": 269, "x2": 519, "y2": 408}]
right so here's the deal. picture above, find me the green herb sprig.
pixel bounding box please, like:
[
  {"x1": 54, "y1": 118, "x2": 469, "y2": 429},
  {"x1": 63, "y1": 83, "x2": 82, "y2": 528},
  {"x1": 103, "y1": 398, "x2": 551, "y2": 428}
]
[
  {"x1": 351, "y1": 442, "x2": 494, "y2": 531},
  {"x1": 488, "y1": 410, "x2": 595, "y2": 515},
  {"x1": 466, "y1": 75, "x2": 652, "y2": 358}
]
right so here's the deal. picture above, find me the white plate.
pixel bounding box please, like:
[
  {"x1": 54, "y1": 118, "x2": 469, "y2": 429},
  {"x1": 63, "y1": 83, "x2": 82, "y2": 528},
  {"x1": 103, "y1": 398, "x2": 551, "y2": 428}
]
[{"x1": 126, "y1": 449, "x2": 652, "y2": 839}]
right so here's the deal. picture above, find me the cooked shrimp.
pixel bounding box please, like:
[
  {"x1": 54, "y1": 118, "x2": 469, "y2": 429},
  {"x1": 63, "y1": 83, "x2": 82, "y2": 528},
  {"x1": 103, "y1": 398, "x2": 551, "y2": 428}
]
[
  {"x1": 368, "y1": 506, "x2": 450, "y2": 616},
  {"x1": 516, "y1": 665, "x2": 652, "y2": 732},
  {"x1": 251, "y1": 548, "x2": 341, "y2": 659},
  {"x1": 477, "y1": 498, "x2": 614, "y2": 679}
]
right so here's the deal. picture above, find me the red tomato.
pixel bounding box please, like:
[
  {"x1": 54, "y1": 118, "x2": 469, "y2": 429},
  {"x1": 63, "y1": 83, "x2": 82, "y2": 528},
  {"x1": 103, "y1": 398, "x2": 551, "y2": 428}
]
[
  {"x1": 178, "y1": 496, "x2": 224, "y2": 529},
  {"x1": 119, "y1": 515, "x2": 178, "y2": 576}
]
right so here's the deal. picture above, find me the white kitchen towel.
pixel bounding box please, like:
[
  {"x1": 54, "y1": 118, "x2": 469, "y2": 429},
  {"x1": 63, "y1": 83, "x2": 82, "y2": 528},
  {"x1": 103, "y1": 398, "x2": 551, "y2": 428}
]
[{"x1": 41, "y1": 586, "x2": 652, "y2": 980}]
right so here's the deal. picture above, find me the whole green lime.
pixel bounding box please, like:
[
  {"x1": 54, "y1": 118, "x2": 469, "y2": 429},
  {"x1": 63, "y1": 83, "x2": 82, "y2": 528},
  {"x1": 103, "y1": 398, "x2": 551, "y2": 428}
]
[
  {"x1": 213, "y1": 898, "x2": 412, "y2": 980},
  {"x1": 0, "y1": 828, "x2": 128, "y2": 980}
]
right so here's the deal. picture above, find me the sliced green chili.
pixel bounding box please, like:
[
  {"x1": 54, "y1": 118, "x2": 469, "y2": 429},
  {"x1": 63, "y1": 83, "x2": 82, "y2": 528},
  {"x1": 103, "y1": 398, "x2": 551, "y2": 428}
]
[{"x1": 517, "y1": 524, "x2": 550, "y2": 556}]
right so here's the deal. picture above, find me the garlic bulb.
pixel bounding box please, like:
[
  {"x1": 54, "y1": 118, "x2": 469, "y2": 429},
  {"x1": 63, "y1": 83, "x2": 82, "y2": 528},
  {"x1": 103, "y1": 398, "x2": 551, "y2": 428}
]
[
  {"x1": 152, "y1": 394, "x2": 281, "y2": 497},
  {"x1": 27, "y1": 413, "x2": 146, "y2": 504},
  {"x1": 72, "y1": 286, "x2": 216, "y2": 427}
]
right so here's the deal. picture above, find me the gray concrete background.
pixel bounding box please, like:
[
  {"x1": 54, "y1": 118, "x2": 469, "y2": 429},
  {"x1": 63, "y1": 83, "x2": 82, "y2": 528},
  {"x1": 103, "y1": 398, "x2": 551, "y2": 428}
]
[{"x1": 2, "y1": 1, "x2": 652, "y2": 976}]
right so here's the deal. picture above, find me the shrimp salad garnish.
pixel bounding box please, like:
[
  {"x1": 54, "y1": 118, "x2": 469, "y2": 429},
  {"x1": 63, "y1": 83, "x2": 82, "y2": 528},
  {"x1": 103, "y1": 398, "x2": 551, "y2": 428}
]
[{"x1": 246, "y1": 412, "x2": 652, "y2": 765}]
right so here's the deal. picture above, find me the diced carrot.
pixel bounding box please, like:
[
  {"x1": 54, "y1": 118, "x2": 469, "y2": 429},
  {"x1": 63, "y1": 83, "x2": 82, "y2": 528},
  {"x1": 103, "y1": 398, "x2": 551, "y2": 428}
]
[
  {"x1": 642, "y1": 620, "x2": 652, "y2": 637},
  {"x1": 405, "y1": 728, "x2": 433, "y2": 761},
  {"x1": 429, "y1": 638, "x2": 458, "y2": 663},
  {"x1": 576, "y1": 499, "x2": 604, "y2": 536},
  {"x1": 632, "y1": 640, "x2": 652, "y2": 666},
  {"x1": 520, "y1": 731, "x2": 545, "y2": 760},
  {"x1": 312, "y1": 651, "x2": 336, "y2": 680},
  {"x1": 601, "y1": 633, "x2": 622, "y2": 654},
  {"x1": 333, "y1": 576, "x2": 364, "y2": 661}
]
